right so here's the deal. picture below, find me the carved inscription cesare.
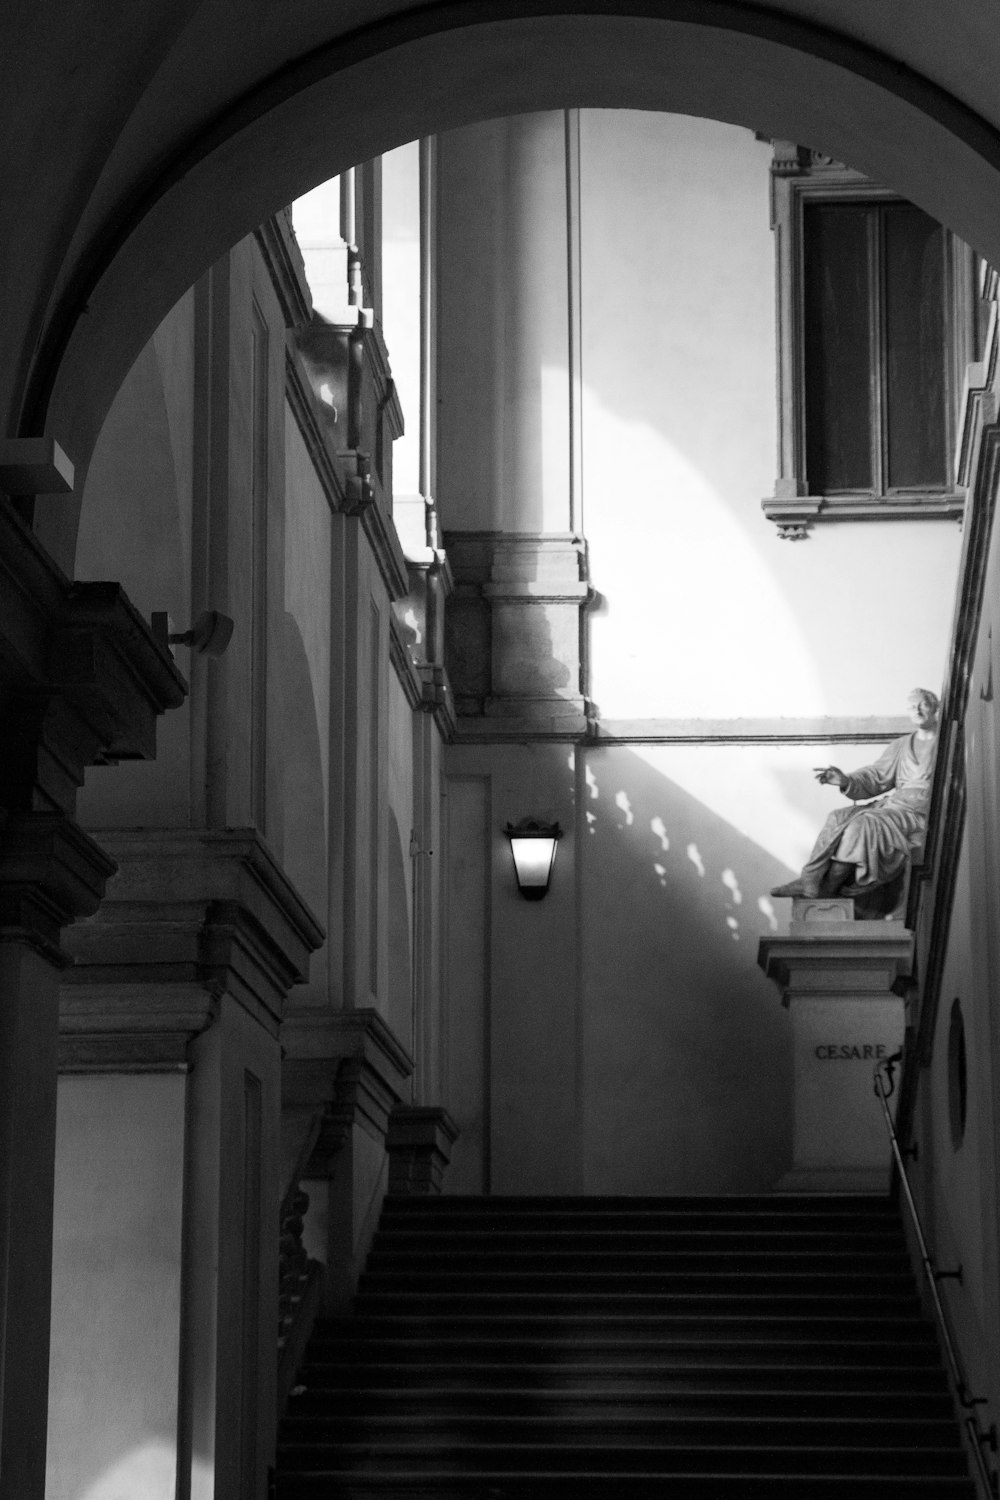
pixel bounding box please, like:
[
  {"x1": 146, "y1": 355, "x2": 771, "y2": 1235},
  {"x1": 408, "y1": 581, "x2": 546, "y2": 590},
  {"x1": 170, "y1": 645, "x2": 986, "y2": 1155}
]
[{"x1": 814, "y1": 1043, "x2": 889, "y2": 1061}]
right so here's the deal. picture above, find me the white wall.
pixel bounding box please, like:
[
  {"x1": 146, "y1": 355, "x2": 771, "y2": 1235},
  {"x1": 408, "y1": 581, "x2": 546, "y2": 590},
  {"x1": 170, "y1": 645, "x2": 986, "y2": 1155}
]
[
  {"x1": 436, "y1": 110, "x2": 965, "y2": 1193},
  {"x1": 47, "y1": 1076, "x2": 186, "y2": 1500}
]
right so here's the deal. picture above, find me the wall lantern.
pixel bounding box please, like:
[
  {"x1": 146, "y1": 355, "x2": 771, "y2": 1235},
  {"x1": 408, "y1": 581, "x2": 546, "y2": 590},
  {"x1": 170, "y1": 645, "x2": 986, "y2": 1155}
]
[{"x1": 505, "y1": 818, "x2": 563, "y2": 901}]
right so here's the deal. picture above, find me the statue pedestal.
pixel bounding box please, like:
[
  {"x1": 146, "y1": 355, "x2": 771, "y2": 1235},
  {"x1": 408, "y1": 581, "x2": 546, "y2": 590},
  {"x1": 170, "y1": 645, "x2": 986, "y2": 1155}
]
[{"x1": 759, "y1": 899, "x2": 912, "y2": 1192}]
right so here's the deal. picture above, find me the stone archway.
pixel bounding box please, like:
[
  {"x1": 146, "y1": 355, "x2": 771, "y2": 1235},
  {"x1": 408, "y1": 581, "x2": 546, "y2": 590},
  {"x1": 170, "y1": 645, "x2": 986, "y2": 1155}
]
[{"x1": 10, "y1": 3, "x2": 1000, "y2": 577}]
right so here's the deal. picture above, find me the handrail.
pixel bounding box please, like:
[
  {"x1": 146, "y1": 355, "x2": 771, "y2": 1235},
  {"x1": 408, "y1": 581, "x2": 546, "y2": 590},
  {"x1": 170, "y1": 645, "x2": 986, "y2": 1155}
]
[{"x1": 874, "y1": 1053, "x2": 998, "y2": 1498}]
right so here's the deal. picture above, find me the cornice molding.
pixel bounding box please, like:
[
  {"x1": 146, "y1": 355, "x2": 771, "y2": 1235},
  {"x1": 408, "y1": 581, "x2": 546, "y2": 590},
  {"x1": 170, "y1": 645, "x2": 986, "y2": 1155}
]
[
  {"x1": 389, "y1": 610, "x2": 423, "y2": 709},
  {"x1": 284, "y1": 346, "x2": 346, "y2": 514},
  {"x1": 282, "y1": 1007, "x2": 414, "y2": 1166},
  {"x1": 0, "y1": 510, "x2": 187, "y2": 811},
  {"x1": 0, "y1": 811, "x2": 117, "y2": 966},
  {"x1": 594, "y1": 716, "x2": 917, "y2": 746},
  {"x1": 61, "y1": 829, "x2": 325, "y2": 1065},
  {"x1": 254, "y1": 210, "x2": 312, "y2": 331},
  {"x1": 344, "y1": 482, "x2": 409, "y2": 601}
]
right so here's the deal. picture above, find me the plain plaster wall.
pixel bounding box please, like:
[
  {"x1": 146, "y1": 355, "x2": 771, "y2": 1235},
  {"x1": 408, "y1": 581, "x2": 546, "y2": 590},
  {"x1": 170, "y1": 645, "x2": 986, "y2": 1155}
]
[
  {"x1": 279, "y1": 407, "x2": 333, "y2": 1005},
  {"x1": 436, "y1": 111, "x2": 965, "y2": 1193},
  {"x1": 47, "y1": 1075, "x2": 186, "y2": 1500},
  {"x1": 445, "y1": 737, "x2": 909, "y2": 1193},
  {"x1": 578, "y1": 111, "x2": 961, "y2": 720}
]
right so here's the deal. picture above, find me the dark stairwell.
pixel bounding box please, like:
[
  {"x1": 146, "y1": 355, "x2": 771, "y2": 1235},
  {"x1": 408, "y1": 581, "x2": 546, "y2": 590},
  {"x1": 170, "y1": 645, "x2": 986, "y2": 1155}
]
[{"x1": 274, "y1": 1193, "x2": 976, "y2": 1498}]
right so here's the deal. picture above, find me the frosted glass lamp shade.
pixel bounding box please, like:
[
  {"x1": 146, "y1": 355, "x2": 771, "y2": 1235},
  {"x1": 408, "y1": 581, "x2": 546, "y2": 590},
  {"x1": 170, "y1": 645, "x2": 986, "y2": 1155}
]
[{"x1": 505, "y1": 819, "x2": 563, "y2": 900}]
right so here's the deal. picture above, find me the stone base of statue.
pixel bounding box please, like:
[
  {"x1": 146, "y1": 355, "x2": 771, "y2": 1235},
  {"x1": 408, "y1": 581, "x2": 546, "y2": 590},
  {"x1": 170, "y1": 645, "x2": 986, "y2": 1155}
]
[{"x1": 759, "y1": 897, "x2": 911, "y2": 1192}]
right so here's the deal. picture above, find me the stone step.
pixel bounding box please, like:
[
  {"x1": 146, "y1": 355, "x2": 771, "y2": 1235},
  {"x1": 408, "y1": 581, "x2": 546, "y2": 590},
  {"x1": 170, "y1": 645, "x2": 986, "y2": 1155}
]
[
  {"x1": 280, "y1": 1412, "x2": 961, "y2": 1448},
  {"x1": 276, "y1": 1473, "x2": 975, "y2": 1498},
  {"x1": 276, "y1": 1441, "x2": 970, "y2": 1477}
]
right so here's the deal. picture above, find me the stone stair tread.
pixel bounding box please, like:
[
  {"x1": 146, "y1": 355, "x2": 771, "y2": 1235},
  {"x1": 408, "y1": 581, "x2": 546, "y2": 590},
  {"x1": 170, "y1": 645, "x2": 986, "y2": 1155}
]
[{"x1": 275, "y1": 1194, "x2": 972, "y2": 1497}]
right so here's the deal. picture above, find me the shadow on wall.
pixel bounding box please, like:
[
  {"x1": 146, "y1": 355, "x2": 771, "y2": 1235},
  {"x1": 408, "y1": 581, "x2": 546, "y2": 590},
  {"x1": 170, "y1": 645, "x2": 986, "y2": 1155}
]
[
  {"x1": 578, "y1": 744, "x2": 795, "y2": 1195},
  {"x1": 276, "y1": 611, "x2": 328, "y2": 1002}
]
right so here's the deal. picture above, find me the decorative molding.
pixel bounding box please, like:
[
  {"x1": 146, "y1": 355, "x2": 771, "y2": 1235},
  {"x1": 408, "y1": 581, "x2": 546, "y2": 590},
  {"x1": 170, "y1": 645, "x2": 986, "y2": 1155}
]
[
  {"x1": 763, "y1": 495, "x2": 966, "y2": 536},
  {"x1": 254, "y1": 210, "x2": 312, "y2": 332},
  {"x1": 343, "y1": 471, "x2": 409, "y2": 602},
  {"x1": 389, "y1": 566, "x2": 457, "y2": 741},
  {"x1": 0, "y1": 436, "x2": 74, "y2": 496},
  {"x1": 0, "y1": 811, "x2": 117, "y2": 966},
  {"x1": 388, "y1": 609, "x2": 423, "y2": 709},
  {"x1": 444, "y1": 531, "x2": 590, "y2": 738},
  {"x1": 0, "y1": 507, "x2": 187, "y2": 811},
  {"x1": 60, "y1": 829, "x2": 325, "y2": 1067},
  {"x1": 593, "y1": 716, "x2": 915, "y2": 745},
  {"x1": 758, "y1": 921, "x2": 914, "y2": 1008},
  {"x1": 281, "y1": 1007, "x2": 414, "y2": 1167},
  {"x1": 284, "y1": 347, "x2": 346, "y2": 514},
  {"x1": 764, "y1": 147, "x2": 972, "y2": 536},
  {"x1": 387, "y1": 1105, "x2": 459, "y2": 1196}
]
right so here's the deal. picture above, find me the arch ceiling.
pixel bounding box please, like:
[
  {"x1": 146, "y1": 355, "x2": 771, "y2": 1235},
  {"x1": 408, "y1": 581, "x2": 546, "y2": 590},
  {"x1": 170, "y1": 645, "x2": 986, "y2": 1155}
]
[{"x1": 4, "y1": 0, "x2": 1000, "y2": 514}]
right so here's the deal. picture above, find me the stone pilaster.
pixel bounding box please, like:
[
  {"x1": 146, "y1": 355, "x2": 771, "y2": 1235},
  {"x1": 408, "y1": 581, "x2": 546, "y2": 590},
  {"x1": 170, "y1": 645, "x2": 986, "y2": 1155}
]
[
  {"x1": 283, "y1": 1009, "x2": 413, "y2": 1311},
  {"x1": 0, "y1": 495, "x2": 187, "y2": 1500},
  {"x1": 445, "y1": 531, "x2": 590, "y2": 739},
  {"x1": 0, "y1": 813, "x2": 116, "y2": 1500},
  {"x1": 51, "y1": 829, "x2": 324, "y2": 1500}
]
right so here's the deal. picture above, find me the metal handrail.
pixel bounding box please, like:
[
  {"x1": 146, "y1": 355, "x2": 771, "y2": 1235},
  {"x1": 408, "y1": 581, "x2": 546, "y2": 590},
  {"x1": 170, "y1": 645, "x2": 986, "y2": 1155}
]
[{"x1": 874, "y1": 1053, "x2": 998, "y2": 1497}]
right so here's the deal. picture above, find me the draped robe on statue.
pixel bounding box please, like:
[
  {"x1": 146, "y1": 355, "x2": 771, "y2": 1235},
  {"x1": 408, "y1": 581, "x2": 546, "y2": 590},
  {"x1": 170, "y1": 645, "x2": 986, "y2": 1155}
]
[{"x1": 802, "y1": 732, "x2": 937, "y2": 891}]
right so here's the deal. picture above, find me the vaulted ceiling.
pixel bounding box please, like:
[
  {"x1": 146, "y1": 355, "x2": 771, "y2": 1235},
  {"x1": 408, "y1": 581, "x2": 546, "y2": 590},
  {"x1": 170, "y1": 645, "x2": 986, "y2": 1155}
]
[{"x1": 4, "y1": 0, "x2": 1000, "y2": 525}]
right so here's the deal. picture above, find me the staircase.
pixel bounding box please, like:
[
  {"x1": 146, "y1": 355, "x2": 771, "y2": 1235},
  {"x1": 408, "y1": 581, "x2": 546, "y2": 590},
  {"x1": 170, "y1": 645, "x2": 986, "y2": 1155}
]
[{"x1": 275, "y1": 1194, "x2": 976, "y2": 1498}]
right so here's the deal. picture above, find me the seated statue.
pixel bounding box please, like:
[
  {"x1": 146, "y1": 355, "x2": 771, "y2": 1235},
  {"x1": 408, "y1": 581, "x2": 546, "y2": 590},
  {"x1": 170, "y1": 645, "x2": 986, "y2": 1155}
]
[{"x1": 771, "y1": 688, "x2": 939, "y2": 900}]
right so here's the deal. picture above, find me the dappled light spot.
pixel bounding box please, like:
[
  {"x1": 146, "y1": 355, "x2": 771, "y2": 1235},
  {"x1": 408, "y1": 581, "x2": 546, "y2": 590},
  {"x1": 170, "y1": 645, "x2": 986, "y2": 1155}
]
[
  {"x1": 727, "y1": 915, "x2": 740, "y2": 941},
  {"x1": 653, "y1": 861, "x2": 667, "y2": 887},
  {"x1": 615, "y1": 790, "x2": 634, "y2": 826},
  {"x1": 586, "y1": 765, "x2": 599, "y2": 800},
  {"x1": 722, "y1": 867, "x2": 742, "y2": 904},
  {"x1": 651, "y1": 815, "x2": 670, "y2": 852},
  {"x1": 758, "y1": 895, "x2": 779, "y2": 931},
  {"x1": 586, "y1": 811, "x2": 597, "y2": 834},
  {"x1": 687, "y1": 842, "x2": 706, "y2": 877}
]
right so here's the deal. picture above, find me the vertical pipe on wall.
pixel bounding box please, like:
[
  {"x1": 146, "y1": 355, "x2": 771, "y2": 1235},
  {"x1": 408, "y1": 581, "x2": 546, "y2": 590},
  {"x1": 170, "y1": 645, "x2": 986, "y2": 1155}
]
[
  {"x1": 419, "y1": 137, "x2": 438, "y2": 547},
  {"x1": 565, "y1": 109, "x2": 584, "y2": 540}
]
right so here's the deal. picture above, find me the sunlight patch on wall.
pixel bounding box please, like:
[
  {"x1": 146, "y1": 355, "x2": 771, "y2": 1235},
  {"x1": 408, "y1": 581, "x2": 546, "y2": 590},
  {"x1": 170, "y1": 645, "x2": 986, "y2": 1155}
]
[
  {"x1": 614, "y1": 789, "x2": 634, "y2": 826},
  {"x1": 632, "y1": 742, "x2": 836, "y2": 873},
  {"x1": 581, "y1": 389, "x2": 824, "y2": 719},
  {"x1": 758, "y1": 894, "x2": 779, "y2": 931},
  {"x1": 78, "y1": 1441, "x2": 178, "y2": 1499},
  {"x1": 687, "y1": 842, "x2": 706, "y2": 877}
]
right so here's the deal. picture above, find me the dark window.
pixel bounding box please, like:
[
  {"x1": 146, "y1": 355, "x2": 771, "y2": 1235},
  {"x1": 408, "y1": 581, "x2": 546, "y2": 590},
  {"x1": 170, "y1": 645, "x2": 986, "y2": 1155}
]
[{"x1": 802, "y1": 200, "x2": 949, "y2": 499}]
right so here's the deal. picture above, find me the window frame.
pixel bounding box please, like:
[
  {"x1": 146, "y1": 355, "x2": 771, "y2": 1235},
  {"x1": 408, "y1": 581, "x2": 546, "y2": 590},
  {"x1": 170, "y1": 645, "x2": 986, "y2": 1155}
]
[{"x1": 763, "y1": 145, "x2": 978, "y2": 538}]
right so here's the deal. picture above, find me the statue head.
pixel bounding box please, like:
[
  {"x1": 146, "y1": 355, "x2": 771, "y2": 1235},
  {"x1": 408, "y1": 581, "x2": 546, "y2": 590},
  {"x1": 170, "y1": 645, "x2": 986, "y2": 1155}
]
[{"x1": 908, "y1": 687, "x2": 940, "y2": 728}]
